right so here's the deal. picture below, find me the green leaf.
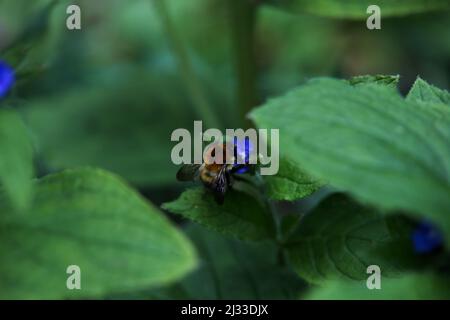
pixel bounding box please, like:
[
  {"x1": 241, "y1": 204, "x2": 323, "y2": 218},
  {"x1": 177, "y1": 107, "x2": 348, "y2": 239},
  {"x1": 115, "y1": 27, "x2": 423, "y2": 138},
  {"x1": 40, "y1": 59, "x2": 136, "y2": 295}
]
[
  {"x1": 306, "y1": 273, "x2": 450, "y2": 299},
  {"x1": 115, "y1": 224, "x2": 306, "y2": 299},
  {"x1": 250, "y1": 78, "x2": 450, "y2": 242},
  {"x1": 348, "y1": 74, "x2": 400, "y2": 88},
  {"x1": 265, "y1": 157, "x2": 323, "y2": 201},
  {"x1": 0, "y1": 109, "x2": 34, "y2": 210},
  {"x1": 285, "y1": 194, "x2": 431, "y2": 284},
  {"x1": 407, "y1": 77, "x2": 450, "y2": 106},
  {"x1": 0, "y1": 167, "x2": 197, "y2": 299},
  {"x1": 263, "y1": 0, "x2": 450, "y2": 19},
  {"x1": 162, "y1": 187, "x2": 275, "y2": 241}
]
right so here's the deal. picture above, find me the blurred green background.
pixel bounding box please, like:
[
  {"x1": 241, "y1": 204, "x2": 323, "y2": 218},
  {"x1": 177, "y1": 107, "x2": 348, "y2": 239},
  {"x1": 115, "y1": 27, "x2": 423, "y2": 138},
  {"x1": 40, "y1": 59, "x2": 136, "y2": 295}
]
[{"x1": 2, "y1": 0, "x2": 449, "y2": 195}]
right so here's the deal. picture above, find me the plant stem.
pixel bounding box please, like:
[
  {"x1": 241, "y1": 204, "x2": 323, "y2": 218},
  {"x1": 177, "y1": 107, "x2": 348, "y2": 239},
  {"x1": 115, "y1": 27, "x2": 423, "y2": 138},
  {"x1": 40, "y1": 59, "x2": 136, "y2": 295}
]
[
  {"x1": 228, "y1": 0, "x2": 258, "y2": 128},
  {"x1": 153, "y1": 0, "x2": 220, "y2": 128}
]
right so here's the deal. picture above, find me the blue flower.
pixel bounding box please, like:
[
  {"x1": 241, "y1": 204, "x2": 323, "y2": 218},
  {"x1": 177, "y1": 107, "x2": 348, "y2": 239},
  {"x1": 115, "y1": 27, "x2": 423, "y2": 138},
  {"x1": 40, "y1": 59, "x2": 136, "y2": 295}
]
[
  {"x1": 412, "y1": 221, "x2": 444, "y2": 254},
  {"x1": 234, "y1": 166, "x2": 250, "y2": 174},
  {"x1": 234, "y1": 136, "x2": 254, "y2": 164},
  {"x1": 232, "y1": 137, "x2": 255, "y2": 174},
  {"x1": 0, "y1": 60, "x2": 15, "y2": 98}
]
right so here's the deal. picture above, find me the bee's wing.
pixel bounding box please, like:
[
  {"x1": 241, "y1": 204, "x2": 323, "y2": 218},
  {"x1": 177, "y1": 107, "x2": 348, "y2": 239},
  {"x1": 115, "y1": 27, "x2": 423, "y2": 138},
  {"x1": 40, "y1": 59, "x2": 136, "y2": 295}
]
[
  {"x1": 211, "y1": 167, "x2": 228, "y2": 205},
  {"x1": 176, "y1": 164, "x2": 202, "y2": 181}
]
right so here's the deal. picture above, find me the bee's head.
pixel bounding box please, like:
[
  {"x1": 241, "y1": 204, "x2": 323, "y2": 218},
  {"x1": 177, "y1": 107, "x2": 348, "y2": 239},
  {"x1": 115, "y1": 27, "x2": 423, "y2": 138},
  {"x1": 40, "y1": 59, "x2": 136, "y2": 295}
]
[{"x1": 203, "y1": 143, "x2": 234, "y2": 165}]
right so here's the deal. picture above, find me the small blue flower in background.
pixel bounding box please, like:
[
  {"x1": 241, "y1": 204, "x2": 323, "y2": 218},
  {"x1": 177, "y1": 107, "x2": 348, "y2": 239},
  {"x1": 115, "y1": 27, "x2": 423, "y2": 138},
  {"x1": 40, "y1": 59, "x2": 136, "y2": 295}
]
[
  {"x1": 412, "y1": 221, "x2": 444, "y2": 254},
  {"x1": 233, "y1": 136, "x2": 254, "y2": 174},
  {"x1": 0, "y1": 60, "x2": 15, "y2": 98}
]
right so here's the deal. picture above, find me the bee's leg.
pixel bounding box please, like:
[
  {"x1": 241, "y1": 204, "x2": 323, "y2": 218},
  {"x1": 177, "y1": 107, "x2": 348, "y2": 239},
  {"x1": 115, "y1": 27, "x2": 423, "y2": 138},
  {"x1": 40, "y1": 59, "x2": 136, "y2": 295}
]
[{"x1": 226, "y1": 171, "x2": 234, "y2": 187}]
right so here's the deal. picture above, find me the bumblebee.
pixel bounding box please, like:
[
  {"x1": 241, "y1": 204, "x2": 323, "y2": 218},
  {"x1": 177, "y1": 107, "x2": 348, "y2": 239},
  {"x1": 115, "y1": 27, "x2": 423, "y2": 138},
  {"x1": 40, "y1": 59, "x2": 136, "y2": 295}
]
[{"x1": 176, "y1": 139, "x2": 255, "y2": 204}]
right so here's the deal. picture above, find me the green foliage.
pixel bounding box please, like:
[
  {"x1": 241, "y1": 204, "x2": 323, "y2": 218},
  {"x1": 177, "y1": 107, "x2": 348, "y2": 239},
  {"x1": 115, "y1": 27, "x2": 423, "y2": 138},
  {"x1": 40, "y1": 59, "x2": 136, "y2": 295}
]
[
  {"x1": 263, "y1": 0, "x2": 450, "y2": 19},
  {"x1": 0, "y1": 168, "x2": 197, "y2": 299},
  {"x1": 306, "y1": 273, "x2": 450, "y2": 299},
  {"x1": 1, "y1": 0, "x2": 449, "y2": 301},
  {"x1": 348, "y1": 74, "x2": 400, "y2": 87},
  {"x1": 0, "y1": 0, "x2": 59, "y2": 82},
  {"x1": 0, "y1": 109, "x2": 34, "y2": 211},
  {"x1": 407, "y1": 77, "x2": 450, "y2": 106},
  {"x1": 285, "y1": 194, "x2": 436, "y2": 284},
  {"x1": 182, "y1": 225, "x2": 303, "y2": 299},
  {"x1": 162, "y1": 187, "x2": 275, "y2": 241},
  {"x1": 265, "y1": 157, "x2": 322, "y2": 201},
  {"x1": 140, "y1": 224, "x2": 306, "y2": 299},
  {"x1": 251, "y1": 78, "x2": 450, "y2": 243}
]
